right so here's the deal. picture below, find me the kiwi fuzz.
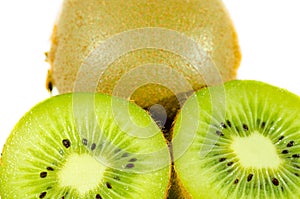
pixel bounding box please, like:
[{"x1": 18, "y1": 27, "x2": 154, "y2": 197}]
[
  {"x1": 47, "y1": 0, "x2": 241, "y2": 130},
  {"x1": 0, "y1": 93, "x2": 171, "y2": 199},
  {"x1": 172, "y1": 80, "x2": 300, "y2": 199}
]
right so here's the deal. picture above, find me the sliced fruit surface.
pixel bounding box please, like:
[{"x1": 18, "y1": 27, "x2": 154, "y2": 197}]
[
  {"x1": 0, "y1": 93, "x2": 170, "y2": 199},
  {"x1": 173, "y1": 80, "x2": 300, "y2": 199}
]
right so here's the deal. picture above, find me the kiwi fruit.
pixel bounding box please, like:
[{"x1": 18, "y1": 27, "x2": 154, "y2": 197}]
[
  {"x1": 171, "y1": 80, "x2": 300, "y2": 198},
  {"x1": 46, "y1": 0, "x2": 241, "y2": 126},
  {"x1": 0, "y1": 93, "x2": 171, "y2": 198}
]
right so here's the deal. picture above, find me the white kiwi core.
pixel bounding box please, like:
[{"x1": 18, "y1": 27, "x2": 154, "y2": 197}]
[
  {"x1": 231, "y1": 132, "x2": 281, "y2": 168},
  {"x1": 58, "y1": 154, "x2": 106, "y2": 195}
]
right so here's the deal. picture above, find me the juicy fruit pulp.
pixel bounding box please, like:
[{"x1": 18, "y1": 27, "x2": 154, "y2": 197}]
[
  {"x1": 172, "y1": 80, "x2": 300, "y2": 199},
  {"x1": 47, "y1": 0, "x2": 241, "y2": 126},
  {"x1": 231, "y1": 132, "x2": 281, "y2": 168},
  {"x1": 0, "y1": 93, "x2": 170, "y2": 199},
  {"x1": 57, "y1": 154, "x2": 106, "y2": 195}
]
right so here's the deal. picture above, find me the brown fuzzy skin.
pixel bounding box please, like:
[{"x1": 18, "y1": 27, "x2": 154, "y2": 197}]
[
  {"x1": 47, "y1": 0, "x2": 241, "y2": 126},
  {"x1": 167, "y1": 165, "x2": 193, "y2": 199}
]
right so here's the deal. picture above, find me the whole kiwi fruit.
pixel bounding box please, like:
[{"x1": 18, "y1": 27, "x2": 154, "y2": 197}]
[{"x1": 47, "y1": 0, "x2": 241, "y2": 129}]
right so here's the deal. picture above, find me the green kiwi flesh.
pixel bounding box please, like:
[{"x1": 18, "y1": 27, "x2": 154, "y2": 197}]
[
  {"x1": 0, "y1": 93, "x2": 171, "y2": 198},
  {"x1": 172, "y1": 80, "x2": 300, "y2": 199}
]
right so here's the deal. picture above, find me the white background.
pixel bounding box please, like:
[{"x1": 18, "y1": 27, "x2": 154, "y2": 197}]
[{"x1": 0, "y1": 0, "x2": 300, "y2": 152}]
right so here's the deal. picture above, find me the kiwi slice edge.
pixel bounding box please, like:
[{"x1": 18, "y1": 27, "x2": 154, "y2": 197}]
[
  {"x1": 172, "y1": 80, "x2": 300, "y2": 199},
  {"x1": 0, "y1": 93, "x2": 171, "y2": 199}
]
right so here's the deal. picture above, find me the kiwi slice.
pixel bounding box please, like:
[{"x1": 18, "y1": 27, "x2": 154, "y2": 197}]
[
  {"x1": 0, "y1": 93, "x2": 171, "y2": 198},
  {"x1": 47, "y1": 0, "x2": 241, "y2": 126},
  {"x1": 172, "y1": 80, "x2": 300, "y2": 198}
]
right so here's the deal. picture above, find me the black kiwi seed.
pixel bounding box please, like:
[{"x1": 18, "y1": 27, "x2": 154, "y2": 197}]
[
  {"x1": 82, "y1": 138, "x2": 88, "y2": 146},
  {"x1": 219, "y1": 158, "x2": 226, "y2": 162},
  {"x1": 96, "y1": 194, "x2": 102, "y2": 199},
  {"x1": 126, "y1": 163, "x2": 135, "y2": 169},
  {"x1": 261, "y1": 121, "x2": 266, "y2": 129},
  {"x1": 227, "y1": 162, "x2": 234, "y2": 166},
  {"x1": 272, "y1": 178, "x2": 279, "y2": 186},
  {"x1": 243, "y1": 124, "x2": 249, "y2": 131},
  {"x1": 257, "y1": 119, "x2": 265, "y2": 129},
  {"x1": 47, "y1": 167, "x2": 54, "y2": 171},
  {"x1": 129, "y1": 158, "x2": 137, "y2": 162},
  {"x1": 40, "y1": 172, "x2": 47, "y2": 178},
  {"x1": 247, "y1": 174, "x2": 253, "y2": 182},
  {"x1": 282, "y1": 150, "x2": 289, "y2": 154},
  {"x1": 226, "y1": 120, "x2": 232, "y2": 127},
  {"x1": 295, "y1": 173, "x2": 299, "y2": 177},
  {"x1": 278, "y1": 135, "x2": 285, "y2": 141},
  {"x1": 220, "y1": 122, "x2": 227, "y2": 129},
  {"x1": 292, "y1": 154, "x2": 300, "y2": 158},
  {"x1": 62, "y1": 139, "x2": 71, "y2": 148},
  {"x1": 106, "y1": 182, "x2": 112, "y2": 189},
  {"x1": 39, "y1": 192, "x2": 47, "y2": 198},
  {"x1": 234, "y1": 179, "x2": 239, "y2": 184},
  {"x1": 287, "y1": 141, "x2": 295, "y2": 147},
  {"x1": 216, "y1": 130, "x2": 224, "y2": 137},
  {"x1": 91, "y1": 143, "x2": 96, "y2": 151}
]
